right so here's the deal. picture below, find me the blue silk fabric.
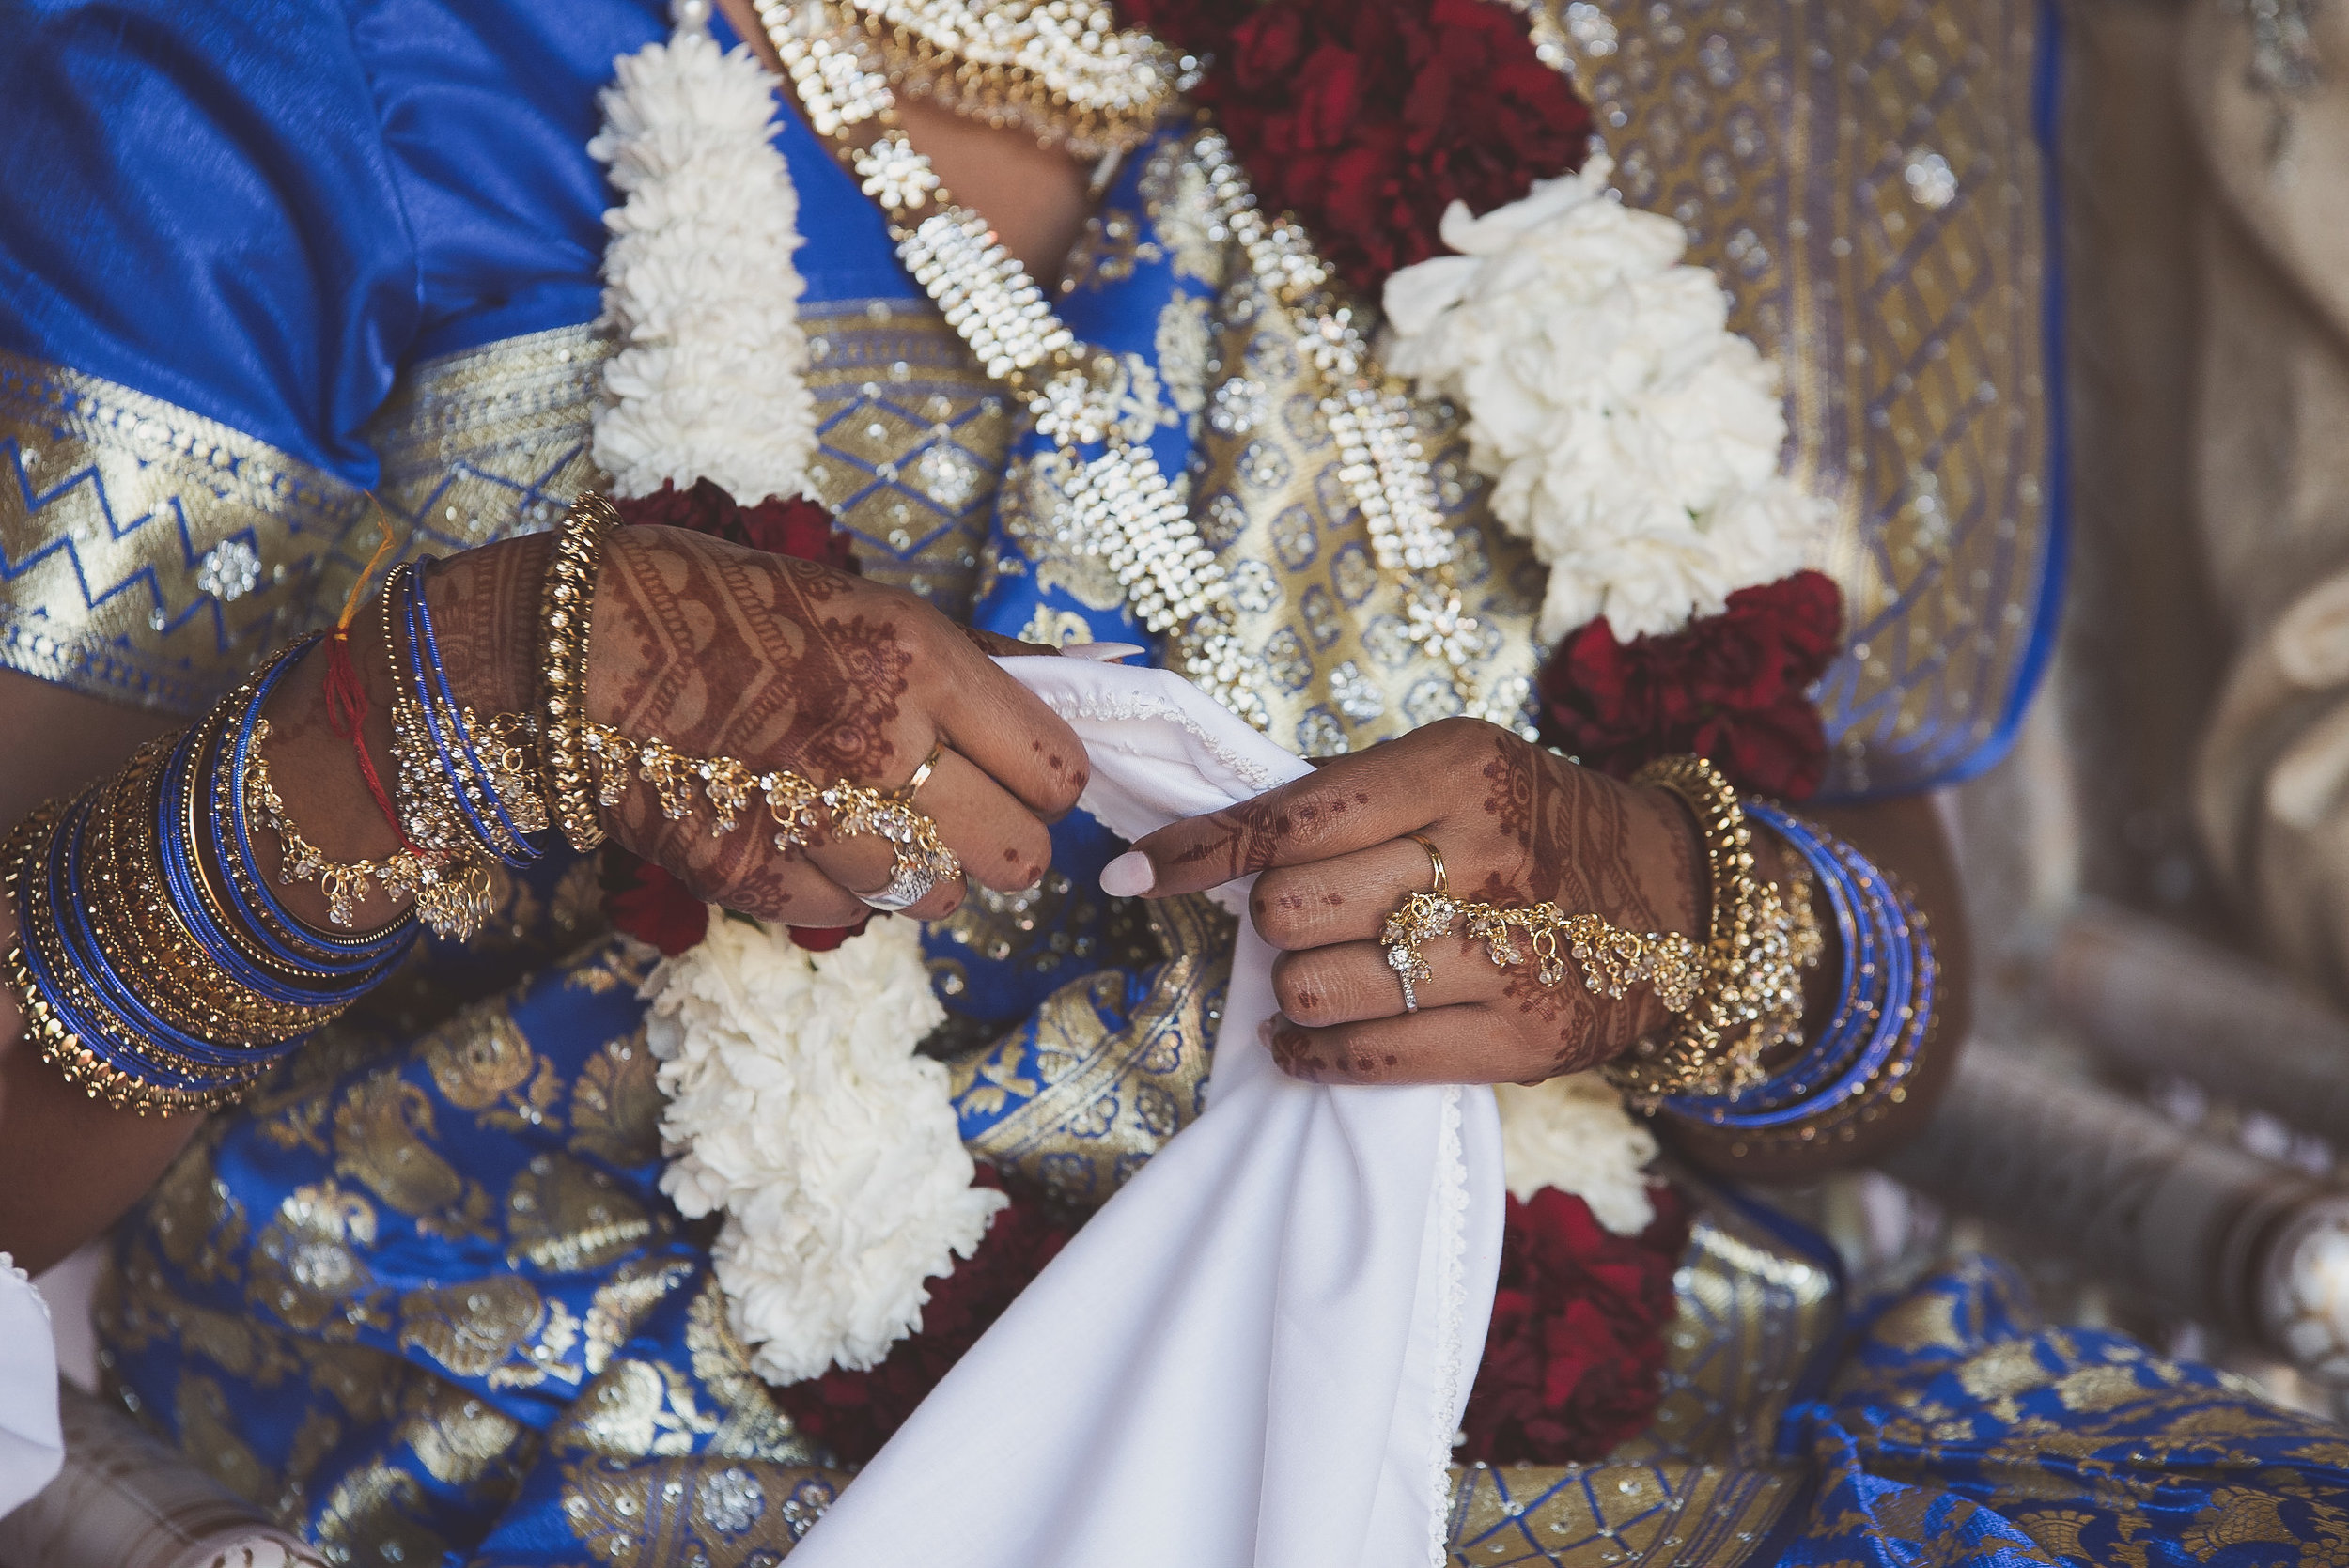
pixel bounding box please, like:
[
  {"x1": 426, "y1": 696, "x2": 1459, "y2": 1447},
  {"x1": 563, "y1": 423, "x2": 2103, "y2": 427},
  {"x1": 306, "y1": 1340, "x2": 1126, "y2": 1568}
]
[{"x1": 9, "y1": 0, "x2": 2346, "y2": 1563}]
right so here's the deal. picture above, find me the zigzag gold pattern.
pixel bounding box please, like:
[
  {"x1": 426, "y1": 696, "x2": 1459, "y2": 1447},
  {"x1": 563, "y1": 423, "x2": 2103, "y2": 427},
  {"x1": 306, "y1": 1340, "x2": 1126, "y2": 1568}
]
[{"x1": 0, "y1": 350, "x2": 369, "y2": 713}]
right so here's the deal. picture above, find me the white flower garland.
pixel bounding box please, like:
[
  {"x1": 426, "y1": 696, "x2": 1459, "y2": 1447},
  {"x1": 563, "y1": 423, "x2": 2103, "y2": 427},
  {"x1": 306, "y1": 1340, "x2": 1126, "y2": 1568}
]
[
  {"x1": 1384, "y1": 155, "x2": 1828, "y2": 644},
  {"x1": 589, "y1": 30, "x2": 818, "y2": 504},
  {"x1": 589, "y1": 35, "x2": 1755, "y2": 1378},
  {"x1": 1493, "y1": 1075, "x2": 1660, "y2": 1236},
  {"x1": 644, "y1": 913, "x2": 1006, "y2": 1384},
  {"x1": 593, "y1": 31, "x2": 995, "y2": 1385}
]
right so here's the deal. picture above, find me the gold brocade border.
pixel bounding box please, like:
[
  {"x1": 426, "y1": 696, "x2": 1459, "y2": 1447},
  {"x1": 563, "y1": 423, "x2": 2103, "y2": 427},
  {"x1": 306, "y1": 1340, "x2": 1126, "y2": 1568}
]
[
  {"x1": 335, "y1": 322, "x2": 614, "y2": 623},
  {"x1": 1447, "y1": 1457, "x2": 1798, "y2": 1567},
  {"x1": 1532, "y1": 0, "x2": 2058, "y2": 792},
  {"x1": 799, "y1": 298, "x2": 1012, "y2": 613},
  {"x1": 951, "y1": 893, "x2": 1236, "y2": 1206},
  {"x1": 0, "y1": 349, "x2": 369, "y2": 713},
  {"x1": 1618, "y1": 1202, "x2": 1843, "y2": 1469}
]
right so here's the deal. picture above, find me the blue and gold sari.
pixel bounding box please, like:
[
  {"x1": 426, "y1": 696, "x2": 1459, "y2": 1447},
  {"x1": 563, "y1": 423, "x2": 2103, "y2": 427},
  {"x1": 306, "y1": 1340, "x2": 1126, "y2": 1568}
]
[{"x1": 7, "y1": 0, "x2": 2342, "y2": 1561}]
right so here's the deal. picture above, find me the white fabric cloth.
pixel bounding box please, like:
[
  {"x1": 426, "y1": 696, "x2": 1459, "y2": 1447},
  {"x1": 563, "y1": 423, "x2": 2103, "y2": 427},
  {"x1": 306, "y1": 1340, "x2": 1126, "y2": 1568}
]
[
  {"x1": 787, "y1": 659, "x2": 1505, "y2": 1568},
  {"x1": 0, "y1": 1254, "x2": 62, "y2": 1520}
]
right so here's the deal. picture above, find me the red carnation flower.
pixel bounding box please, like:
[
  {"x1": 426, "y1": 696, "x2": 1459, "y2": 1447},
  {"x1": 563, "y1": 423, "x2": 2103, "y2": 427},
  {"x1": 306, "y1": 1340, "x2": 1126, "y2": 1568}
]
[
  {"x1": 611, "y1": 477, "x2": 858, "y2": 574},
  {"x1": 1456, "y1": 1182, "x2": 1692, "y2": 1465},
  {"x1": 600, "y1": 850, "x2": 710, "y2": 956},
  {"x1": 599, "y1": 849, "x2": 873, "y2": 955},
  {"x1": 1538, "y1": 571, "x2": 1843, "y2": 800},
  {"x1": 776, "y1": 1166, "x2": 1072, "y2": 1463},
  {"x1": 1192, "y1": 0, "x2": 1593, "y2": 297}
]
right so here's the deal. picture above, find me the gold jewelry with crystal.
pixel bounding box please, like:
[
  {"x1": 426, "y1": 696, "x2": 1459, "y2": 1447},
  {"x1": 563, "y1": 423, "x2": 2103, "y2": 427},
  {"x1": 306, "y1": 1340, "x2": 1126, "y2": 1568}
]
[
  {"x1": 899, "y1": 741, "x2": 947, "y2": 802},
  {"x1": 244, "y1": 717, "x2": 446, "y2": 932},
  {"x1": 1380, "y1": 889, "x2": 1465, "y2": 1013},
  {"x1": 1458, "y1": 903, "x2": 1703, "y2": 1005},
  {"x1": 537, "y1": 493, "x2": 621, "y2": 851},
  {"x1": 1606, "y1": 756, "x2": 1810, "y2": 1106},
  {"x1": 572, "y1": 721, "x2": 964, "y2": 894}
]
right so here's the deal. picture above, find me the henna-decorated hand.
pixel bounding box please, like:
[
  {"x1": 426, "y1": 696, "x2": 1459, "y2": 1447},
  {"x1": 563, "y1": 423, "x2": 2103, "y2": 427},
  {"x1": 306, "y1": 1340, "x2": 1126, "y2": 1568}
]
[
  {"x1": 1098, "y1": 719, "x2": 1718, "y2": 1086},
  {"x1": 425, "y1": 526, "x2": 1088, "y2": 925}
]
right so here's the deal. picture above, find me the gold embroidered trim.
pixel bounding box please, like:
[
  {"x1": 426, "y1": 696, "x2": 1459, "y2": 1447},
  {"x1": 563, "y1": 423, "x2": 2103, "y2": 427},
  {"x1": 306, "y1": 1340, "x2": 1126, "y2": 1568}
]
[
  {"x1": 0, "y1": 349, "x2": 369, "y2": 713},
  {"x1": 799, "y1": 298, "x2": 1011, "y2": 613},
  {"x1": 337, "y1": 322, "x2": 614, "y2": 625}
]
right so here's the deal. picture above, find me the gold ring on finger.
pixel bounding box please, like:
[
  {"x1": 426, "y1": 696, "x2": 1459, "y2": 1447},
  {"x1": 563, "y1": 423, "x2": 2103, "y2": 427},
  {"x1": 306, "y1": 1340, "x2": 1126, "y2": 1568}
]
[
  {"x1": 897, "y1": 741, "x2": 947, "y2": 802},
  {"x1": 1407, "y1": 832, "x2": 1446, "y2": 895}
]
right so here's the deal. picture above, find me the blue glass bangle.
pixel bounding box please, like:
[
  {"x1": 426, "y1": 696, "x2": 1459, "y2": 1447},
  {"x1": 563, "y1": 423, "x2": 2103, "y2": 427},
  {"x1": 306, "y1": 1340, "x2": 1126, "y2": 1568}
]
[
  {"x1": 50, "y1": 791, "x2": 257, "y2": 1068},
  {"x1": 152, "y1": 714, "x2": 350, "y2": 1008},
  {"x1": 45, "y1": 794, "x2": 239, "y2": 1074},
  {"x1": 1717, "y1": 828, "x2": 1911, "y2": 1120},
  {"x1": 1672, "y1": 840, "x2": 1916, "y2": 1129},
  {"x1": 219, "y1": 649, "x2": 414, "y2": 973},
  {"x1": 17, "y1": 793, "x2": 255, "y2": 1099},
  {"x1": 402, "y1": 564, "x2": 540, "y2": 867},
  {"x1": 1665, "y1": 805, "x2": 1923, "y2": 1129},
  {"x1": 194, "y1": 648, "x2": 412, "y2": 988}
]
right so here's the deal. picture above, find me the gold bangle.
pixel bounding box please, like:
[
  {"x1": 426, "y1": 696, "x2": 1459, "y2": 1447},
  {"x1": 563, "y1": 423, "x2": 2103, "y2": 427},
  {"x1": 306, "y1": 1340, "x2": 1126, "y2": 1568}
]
[
  {"x1": 4, "y1": 802, "x2": 264, "y2": 1116},
  {"x1": 1406, "y1": 832, "x2": 1447, "y2": 895},
  {"x1": 1606, "y1": 755, "x2": 1809, "y2": 1106},
  {"x1": 94, "y1": 741, "x2": 333, "y2": 1042},
  {"x1": 537, "y1": 493, "x2": 621, "y2": 852}
]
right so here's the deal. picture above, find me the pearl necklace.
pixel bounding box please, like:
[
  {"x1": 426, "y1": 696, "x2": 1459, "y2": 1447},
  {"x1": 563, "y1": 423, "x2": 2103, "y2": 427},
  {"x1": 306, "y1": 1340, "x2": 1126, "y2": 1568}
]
[{"x1": 754, "y1": 0, "x2": 1508, "y2": 733}]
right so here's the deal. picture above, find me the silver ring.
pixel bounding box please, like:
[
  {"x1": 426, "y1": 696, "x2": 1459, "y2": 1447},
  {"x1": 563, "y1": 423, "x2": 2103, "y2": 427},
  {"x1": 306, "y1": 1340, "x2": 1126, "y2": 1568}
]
[
  {"x1": 857, "y1": 860, "x2": 941, "y2": 912},
  {"x1": 1387, "y1": 942, "x2": 1423, "y2": 1014}
]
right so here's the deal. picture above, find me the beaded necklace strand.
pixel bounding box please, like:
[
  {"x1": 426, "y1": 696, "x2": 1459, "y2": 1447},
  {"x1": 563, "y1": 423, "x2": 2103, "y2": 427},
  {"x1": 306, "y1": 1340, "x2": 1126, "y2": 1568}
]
[{"x1": 753, "y1": 0, "x2": 1515, "y2": 733}]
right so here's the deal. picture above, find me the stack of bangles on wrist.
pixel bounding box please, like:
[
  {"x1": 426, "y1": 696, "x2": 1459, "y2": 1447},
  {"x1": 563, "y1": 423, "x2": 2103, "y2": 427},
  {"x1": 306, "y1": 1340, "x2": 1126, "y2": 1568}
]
[
  {"x1": 1377, "y1": 753, "x2": 1935, "y2": 1151},
  {"x1": 3, "y1": 493, "x2": 961, "y2": 1114}
]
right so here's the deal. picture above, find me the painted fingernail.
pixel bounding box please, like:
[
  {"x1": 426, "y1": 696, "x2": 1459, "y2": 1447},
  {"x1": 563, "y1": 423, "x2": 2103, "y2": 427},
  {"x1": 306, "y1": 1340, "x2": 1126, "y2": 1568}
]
[
  {"x1": 1099, "y1": 850, "x2": 1155, "y2": 897},
  {"x1": 1060, "y1": 642, "x2": 1146, "y2": 663}
]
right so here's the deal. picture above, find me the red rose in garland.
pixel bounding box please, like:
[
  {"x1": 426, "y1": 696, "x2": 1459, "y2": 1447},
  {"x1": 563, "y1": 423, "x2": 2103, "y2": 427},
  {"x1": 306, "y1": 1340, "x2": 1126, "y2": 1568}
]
[
  {"x1": 1457, "y1": 1183, "x2": 1693, "y2": 1465},
  {"x1": 1538, "y1": 571, "x2": 1843, "y2": 800},
  {"x1": 1190, "y1": 0, "x2": 1594, "y2": 296},
  {"x1": 777, "y1": 1166, "x2": 1073, "y2": 1463},
  {"x1": 601, "y1": 480, "x2": 870, "y2": 950},
  {"x1": 611, "y1": 477, "x2": 859, "y2": 572}
]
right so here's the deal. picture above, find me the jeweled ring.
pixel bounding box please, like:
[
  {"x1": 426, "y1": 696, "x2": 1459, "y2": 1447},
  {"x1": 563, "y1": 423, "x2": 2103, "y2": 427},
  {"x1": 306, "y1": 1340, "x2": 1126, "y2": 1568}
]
[
  {"x1": 1380, "y1": 889, "x2": 1461, "y2": 1016},
  {"x1": 858, "y1": 858, "x2": 942, "y2": 912},
  {"x1": 1407, "y1": 832, "x2": 1447, "y2": 895},
  {"x1": 897, "y1": 742, "x2": 947, "y2": 802}
]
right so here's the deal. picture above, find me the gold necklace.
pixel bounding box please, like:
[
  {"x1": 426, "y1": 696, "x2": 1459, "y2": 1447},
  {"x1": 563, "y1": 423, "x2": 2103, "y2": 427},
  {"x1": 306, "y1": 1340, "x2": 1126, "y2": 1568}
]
[{"x1": 777, "y1": 0, "x2": 1186, "y2": 159}]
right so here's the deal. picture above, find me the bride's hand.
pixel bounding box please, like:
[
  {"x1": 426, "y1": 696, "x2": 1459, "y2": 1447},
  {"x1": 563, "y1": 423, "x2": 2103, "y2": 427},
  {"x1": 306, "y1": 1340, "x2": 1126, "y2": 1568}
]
[
  {"x1": 431, "y1": 525, "x2": 1088, "y2": 925},
  {"x1": 1100, "y1": 719, "x2": 1707, "y2": 1085}
]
